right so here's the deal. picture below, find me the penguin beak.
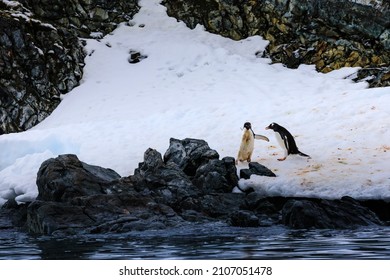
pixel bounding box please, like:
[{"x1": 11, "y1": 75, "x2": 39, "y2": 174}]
[{"x1": 265, "y1": 126, "x2": 270, "y2": 130}]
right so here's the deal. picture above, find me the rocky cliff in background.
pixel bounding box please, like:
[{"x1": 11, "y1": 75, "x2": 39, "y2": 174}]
[
  {"x1": 162, "y1": 0, "x2": 390, "y2": 87},
  {"x1": 18, "y1": 0, "x2": 140, "y2": 38},
  {"x1": 0, "y1": 0, "x2": 139, "y2": 135},
  {"x1": 1, "y1": 0, "x2": 388, "y2": 134}
]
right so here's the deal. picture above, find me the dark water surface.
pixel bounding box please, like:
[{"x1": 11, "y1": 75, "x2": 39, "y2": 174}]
[{"x1": 2, "y1": 222, "x2": 390, "y2": 260}]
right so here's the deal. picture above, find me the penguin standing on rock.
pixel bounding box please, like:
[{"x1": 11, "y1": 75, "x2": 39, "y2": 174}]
[
  {"x1": 265, "y1": 122, "x2": 310, "y2": 161},
  {"x1": 236, "y1": 122, "x2": 269, "y2": 164}
]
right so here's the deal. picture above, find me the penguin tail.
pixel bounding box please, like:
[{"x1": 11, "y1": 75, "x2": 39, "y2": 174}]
[{"x1": 298, "y1": 151, "x2": 311, "y2": 159}]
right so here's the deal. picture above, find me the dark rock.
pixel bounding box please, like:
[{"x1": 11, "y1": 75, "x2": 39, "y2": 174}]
[
  {"x1": 163, "y1": 139, "x2": 238, "y2": 194},
  {"x1": 244, "y1": 193, "x2": 282, "y2": 214},
  {"x1": 28, "y1": 186, "x2": 184, "y2": 235},
  {"x1": 240, "y1": 162, "x2": 276, "y2": 179},
  {"x1": 354, "y1": 67, "x2": 390, "y2": 88},
  {"x1": 282, "y1": 196, "x2": 383, "y2": 229},
  {"x1": 36, "y1": 154, "x2": 122, "y2": 202},
  {"x1": 229, "y1": 210, "x2": 260, "y2": 227},
  {"x1": 128, "y1": 50, "x2": 148, "y2": 64},
  {"x1": 18, "y1": 0, "x2": 140, "y2": 38},
  {"x1": 131, "y1": 148, "x2": 201, "y2": 205},
  {"x1": 249, "y1": 162, "x2": 276, "y2": 177},
  {"x1": 0, "y1": 4, "x2": 85, "y2": 134},
  {"x1": 193, "y1": 159, "x2": 233, "y2": 193},
  {"x1": 27, "y1": 200, "x2": 95, "y2": 235},
  {"x1": 164, "y1": 138, "x2": 219, "y2": 176},
  {"x1": 222, "y1": 156, "x2": 240, "y2": 186},
  {"x1": 360, "y1": 199, "x2": 390, "y2": 224},
  {"x1": 239, "y1": 169, "x2": 252, "y2": 180},
  {"x1": 198, "y1": 193, "x2": 245, "y2": 218}
]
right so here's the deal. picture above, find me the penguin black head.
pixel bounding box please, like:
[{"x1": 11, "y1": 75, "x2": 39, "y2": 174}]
[
  {"x1": 265, "y1": 122, "x2": 280, "y2": 131},
  {"x1": 243, "y1": 122, "x2": 252, "y2": 130}
]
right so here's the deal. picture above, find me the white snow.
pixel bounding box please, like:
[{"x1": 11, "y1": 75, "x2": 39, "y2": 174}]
[{"x1": 1, "y1": 0, "x2": 389, "y2": 205}]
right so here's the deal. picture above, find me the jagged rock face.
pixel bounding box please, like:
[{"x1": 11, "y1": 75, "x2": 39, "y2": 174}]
[
  {"x1": 18, "y1": 0, "x2": 140, "y2": 38},
  {"x1": 0, "y1": 0, "x2": 139, "y2": 135},
  {"x1": 162, "y1": 0, "x2": 390, "y2": 87},
  {"x1": 27, "y1": 139, "x2": 241, "y2": 235},
  {"x1": 0, "y1": 2, "x2": 85, "y2": 134}
]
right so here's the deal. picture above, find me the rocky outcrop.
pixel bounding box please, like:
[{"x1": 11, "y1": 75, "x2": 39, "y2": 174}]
[
  {"x1": 0, "y1": 0, "x2": 139, "y2": 134},
  {"x1": 0, "y1": 2, "x2": 85, "y2": 134},
  {"x1": 162, "y1": 0, "x2": 390, "y2": 87},
  {"x1": 2, "y1": 138, "x2": 387, "y2": 235},
  {"x1": 24, "y1": 138, "x2": 242, "y2": 234},
  {"x1": 282, "y1": 196, "x2": 383, "y2": 229},
  {"x1": 18, "y1": 0, "x2": 139, "y2": 38}
]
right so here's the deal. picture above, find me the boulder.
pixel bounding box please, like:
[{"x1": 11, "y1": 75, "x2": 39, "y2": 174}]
[
  {"x1": 282, "y1": 196, "x2": 383, "y2": 229},
  {"x1": 36, "y1": 154, "x2": 123, "y2": 202},
  {"x1": 164, "y1": 138, "x2": 219, "y2": 176},
  {"x1": 229, "y1": 210, "x2": 260, "y2": 227},
  {"x1": 163, "y1": 138, "x2": 238, "y2": 193},
  {"x1": 240, "y1": 162, "x2": 276, "y2": 179}
]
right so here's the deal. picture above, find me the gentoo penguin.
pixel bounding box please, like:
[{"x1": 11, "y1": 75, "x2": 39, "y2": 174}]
[
  {"x1": 265, "y1": 122, "x2": 310, "y2": 161},
  {"x1": 236, "y1": 122, "x2": 269, "y2": 164}
]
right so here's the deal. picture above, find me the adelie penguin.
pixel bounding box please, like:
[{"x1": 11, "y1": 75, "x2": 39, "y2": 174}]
[
  {"x1": 265, "y1": 122, "x2": 310, "y2": 161},
  {"x1": 236, "y1": 122, "x2": 269, "y2": 164}
]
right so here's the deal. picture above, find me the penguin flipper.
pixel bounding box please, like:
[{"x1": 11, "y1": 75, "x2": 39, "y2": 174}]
[{"x1": 254, "y1": 134, "x2": 269, "y2": 142}]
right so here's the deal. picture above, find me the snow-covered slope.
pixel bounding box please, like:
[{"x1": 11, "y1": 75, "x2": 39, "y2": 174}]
[{"x1": 0, "y1": 0, "x2": 389, "y2": 205}]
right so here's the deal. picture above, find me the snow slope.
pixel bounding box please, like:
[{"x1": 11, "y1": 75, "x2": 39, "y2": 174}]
[{"x1": 0, "y1": 0, "x2": 389, "y2": 205}]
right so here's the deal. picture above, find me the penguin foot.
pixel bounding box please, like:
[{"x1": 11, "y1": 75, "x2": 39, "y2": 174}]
[{"x1": 277, "y1": 157, "x2": 286, "y2": 161}]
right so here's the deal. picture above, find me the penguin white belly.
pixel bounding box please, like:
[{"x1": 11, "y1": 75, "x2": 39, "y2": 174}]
[
  {"x1": 240, "y1": 138, "x2": 254, "y2": 158},
  {"x1": 274, "y1": 132, "x2": 288, "y2": 158},
  {"x1": 237, "y1": 131, "x2": 254, "y2": 162}
]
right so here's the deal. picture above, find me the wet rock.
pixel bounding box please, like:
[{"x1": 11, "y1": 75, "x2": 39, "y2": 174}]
[
  {"x1": 282, "y1": 196, "x2": 383, "y2": 229},
  {"x1": 229, "y1": 210, "x2": 260, "y2": 227}
]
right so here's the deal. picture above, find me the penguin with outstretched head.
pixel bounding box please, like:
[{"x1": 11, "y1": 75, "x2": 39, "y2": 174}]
[
  {"x1": 265, "y1": 122, "x2": 310, "y2": 161},
  {"x1": 236, "y1": 122, "x2": 269, "y2": 164}
]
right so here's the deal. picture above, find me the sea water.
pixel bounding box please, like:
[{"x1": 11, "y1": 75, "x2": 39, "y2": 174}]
[{"x1": 1, "y1": 222, "x2": 390, "y2": 260}]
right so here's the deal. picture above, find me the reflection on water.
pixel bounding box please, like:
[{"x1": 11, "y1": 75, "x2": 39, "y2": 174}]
[{"x1": 1, "y1": 223, "x2": 390, "y2": 260}]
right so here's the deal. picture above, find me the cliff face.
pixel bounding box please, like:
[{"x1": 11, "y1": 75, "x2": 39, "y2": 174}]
[
  {"x1": 0, "y1": 0, "x2": 139, "y2": 135},
  {"x1": 1, "y1": 0, "x2": 388, "y2": 134},
  {"x1": 162, "y1": 0, "x2": 390, "y2": 87}
]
